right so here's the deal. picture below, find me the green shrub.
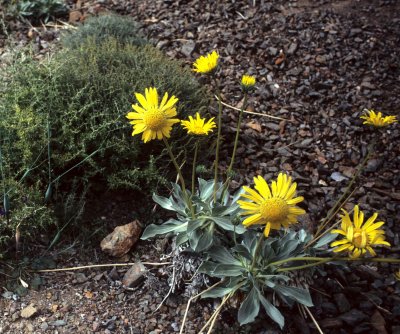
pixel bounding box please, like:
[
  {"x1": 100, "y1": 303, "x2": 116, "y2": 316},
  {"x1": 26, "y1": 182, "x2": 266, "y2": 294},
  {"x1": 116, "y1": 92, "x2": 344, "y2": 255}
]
[
  {"x1": 3, "y1": 0, "x2": 68, "y2": 23},
  {"x1": 62, "y1": 14, "x2": 148, "y2": 49},
  {"x1": 0, "y1": 37, "x2": 207, "y2": 254}
]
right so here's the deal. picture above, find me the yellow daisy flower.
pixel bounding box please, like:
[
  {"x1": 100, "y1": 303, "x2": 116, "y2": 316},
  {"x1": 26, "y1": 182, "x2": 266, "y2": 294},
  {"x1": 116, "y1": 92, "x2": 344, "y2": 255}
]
[
  {"x1": 241, "y1": 74, "x2": 256, "y2": 91},
  {"x1": 181, "y1": 112, "x2": 216, "y2": 136},
  {"x1": 237, "y1": 173, "x2": 306, "y2": 237},
  {"x1": 193, "y1": 51, "x2": 219, "y2": 74},
  {"x1": 126, "y1": 87, "x2": 180, "y2": 143},
  {"x1": 330, "y1": 205, "x2": 391, "y2": 258},
  {"x1": 360, "y1": 109, "x2": 397, "y2": 127}
]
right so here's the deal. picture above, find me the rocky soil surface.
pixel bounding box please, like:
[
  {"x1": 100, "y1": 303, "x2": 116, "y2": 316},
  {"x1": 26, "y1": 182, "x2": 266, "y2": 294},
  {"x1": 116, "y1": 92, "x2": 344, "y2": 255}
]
[{"x1": 1, "y1": 0, "x2": 400, "y2": 333}]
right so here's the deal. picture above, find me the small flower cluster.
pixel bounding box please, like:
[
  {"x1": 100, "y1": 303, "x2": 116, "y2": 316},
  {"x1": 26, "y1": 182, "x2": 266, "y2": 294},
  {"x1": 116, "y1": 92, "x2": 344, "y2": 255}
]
[
  {"x1": 360, "y1": 109, "x2": 397, "y2": 128},
  {"x1": 126, "y1": 87, "x2": 216, "y2": 141}
]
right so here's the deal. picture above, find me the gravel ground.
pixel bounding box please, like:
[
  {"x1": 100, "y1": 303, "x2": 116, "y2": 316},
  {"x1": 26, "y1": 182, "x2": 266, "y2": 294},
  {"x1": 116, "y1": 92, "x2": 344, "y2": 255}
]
[{"x1": 1, "y1": 0, "x2": 400, "y2": 333}]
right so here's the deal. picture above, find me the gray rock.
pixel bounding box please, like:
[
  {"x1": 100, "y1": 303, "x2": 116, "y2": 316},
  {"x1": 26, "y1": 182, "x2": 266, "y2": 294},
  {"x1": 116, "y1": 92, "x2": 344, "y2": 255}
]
[
  {"x1": 122, "y1": 262, "x2": 146, "y2": 287},
  {"x1": 287, "y1": 42, "x2": 298, "y2": 55},
  {"x1": 334, "y1": 293, "x2": 351, "y2": 313},
  {"x1": 321, "y1": 302, "x2": 338, "y2": 315},
  {"x1": 40, "y1": 322, "x2": 49, "y2": 331},
  {"x1": 181, "y1": 41, "x2": 196, "y2": 57},
  {"x1": 319, "y1": 318, "x2": 343, "y2": 329},
  {"x1": 50, "y1": 320, "x2": 67, "y2": 327},
  {"x1": 331, "y1": 172, "x2": 348, "y2": 182},
  {"x1": 339, "y1": 309, "x2": 368, "y2": 326}
]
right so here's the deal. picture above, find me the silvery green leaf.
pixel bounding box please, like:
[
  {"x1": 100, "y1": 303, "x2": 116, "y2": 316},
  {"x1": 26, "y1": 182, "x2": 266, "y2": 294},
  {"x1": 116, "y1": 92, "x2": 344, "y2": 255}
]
[
  {"x1": 153, "y1": 194, "x2": 186, "y2": 216},
  {"x1": 171, "y1": 182, "x2": 184, "y2": 198},
  {"x1": 232, "y1": 187, "x2": 245, "y2": 203},
  {"x1": 198, "y1": 261, "x2": 218, "y2": 274},
  {"x1": 187, "y1": 218, "x2": 206, "y2": 234},
  {"x1": 298, "y1": 229, "x2": 309, "y2": 242},
  {"x1": 212, "y1": 264, "x2": 244, "y2": 277},
  {"x1": 201, "y1": 287, "x2": 233, "y2": 299},
  {"x1": 314, "y1": 233, "x2": 338, "y2": 248},
  {"x1": 141, "y1": 219, "x2": 187, "y2": 240},
  {"x1": 188, "y1": 222, "x2": 214, "y2": 252},
  {"x1": 273, "y1": 240, "x2": 300, "y2": 261},
  {"x1": 238, "y1": 287, "x2": 260, "y2": 325},
  {"x1": 192, "y1": 197, "x2": 211, "y2": 213},
  {"x1": 225, "y1": 276, "x2": 244, "y2": 288},
  {"x1": 232, "y1": 245, "x2": 252, "y2": 261},
  {"x1": 273, "y1": 285, "x2": 313, "y2": 307},
  {"x1": 257, "y1": 274, "x2": 290, "y2": 282},
  {"x1": 258, "y1": 292, "x2": 284, "y2": 329},
  {"x1": 198, "y1": 178, "x2": 215, "y2": 201},
  {"x1": 152, "y1": 193, "x2": 173, "y2": 211},
  {"x1": 212, "y1": 203, "x2": 240, "y2": 216},
  {"x1": 208, "y1": 246, "x2": 241, "y2": 265},
  {"x1": 264, "y1": 280, "x2": 276, "y2": 288},
  {"x1": 176, "y1": 232, "x2": 189, "y2": 246},
  {"x1": 208, "y1": 216, "x2": 246, "y2": 234},
  {"x1": 243, "y1": 231, "x2": 258, "y2": 250}
]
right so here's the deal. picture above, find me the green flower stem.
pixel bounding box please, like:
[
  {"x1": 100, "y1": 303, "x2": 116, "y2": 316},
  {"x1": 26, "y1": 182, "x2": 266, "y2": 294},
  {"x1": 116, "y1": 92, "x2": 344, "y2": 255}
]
[
  {"x1": 213, "y1": 79, "x2": 223, "y2": 203},
  {"x1": 227, "y1": 93, "x2": 248, "y2": 174},
  {"x1": 163, "y1": 137, "x2": 195, "y2": 218},
  {"x1": 250, "y1": 232, "x2": 265, "y2": 272},
  {"x1": 270, "y1": 256, "x2": 400, "y2": 272},
  {"x1": 191, "y1": 140, "x2": 199, "y2": 195},
  {"x1": 220, "y1": 93, "x2": 248, "y2": 201},
  {"x1": 307, "y1": 140, "x2": 376, "y2": 248},
  {"x1": 47, "y1": 116, "x2": 52, "y2": 185},
  {"x1": 277, "y1": 259, "x2": 331, "y2": 272}
]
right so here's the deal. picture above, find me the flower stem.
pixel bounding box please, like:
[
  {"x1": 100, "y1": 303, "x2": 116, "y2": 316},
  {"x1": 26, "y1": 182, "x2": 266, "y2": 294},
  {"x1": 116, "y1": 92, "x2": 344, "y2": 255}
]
[
  {"x1": 163, "y1": 137, "x2": 195, "y2": 218},
  {"x1": 227, "y1": 93, "x2": 248, "y2": 174},
  {"x1": 307, "y1": 140, "x2": 376, "y2": 248},
  {"x1": 250, "y1": 232, "x2": 265, "y2": 272},
  {"x1": 213, "y1": 79, "x2": 223, "y2": 203},
  {"x1": 220, "y1": 93, "x2": 248, "y2": 200},
  {"x1": 191, "y1": 141, "x2": 199, "y2": 195},
  {"x1": 269, "y1": 255, "x2": 400, "y2": 272}
]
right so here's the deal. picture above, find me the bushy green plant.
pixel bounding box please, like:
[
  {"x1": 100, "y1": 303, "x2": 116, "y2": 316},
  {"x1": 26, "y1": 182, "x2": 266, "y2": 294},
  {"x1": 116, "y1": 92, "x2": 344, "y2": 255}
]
[
  {"x1": 0, "y1": 37, "x2": 207, "y2": 256},
  {"x1": 62, "y1": 14, "x2": 148, "y2": 49},
  {"x1": 1, "y1": 38, "x2": 207, "y2": 192},
  {"x1": 4, "y1": 0, "x2": 68, "y2": 23}
]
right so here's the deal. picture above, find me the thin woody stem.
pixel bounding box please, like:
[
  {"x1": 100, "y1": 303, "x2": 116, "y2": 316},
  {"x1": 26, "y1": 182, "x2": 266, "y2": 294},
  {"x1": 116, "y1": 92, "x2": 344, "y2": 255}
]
[
  {"x1": 192, "y1": 141, "x2": 199, "y2": 195},
  {"x1": 269, "y1": 256, "x2": 400, "y2": 272},
  {"x1": 163, "y1": 138, "x2": 195, "y2": 218},
  {"x1": 307, "y1": 140, "x2": 375, "y2": 248},
  {"x1": 213, "y1": 80, "x2": 223, "y2": 203},
  {"x1": 227, "y1": 93, "x2": 248, "y2": 174},
  {"x1": 250, "y1": 233, "x2": 265, "y2": 272}
]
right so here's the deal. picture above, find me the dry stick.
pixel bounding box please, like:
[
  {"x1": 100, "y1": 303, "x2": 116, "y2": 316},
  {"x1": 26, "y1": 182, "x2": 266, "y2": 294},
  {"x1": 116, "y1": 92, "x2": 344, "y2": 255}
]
[
  {"x1": 214, "y1": 95, "x2": 289, "y2": 121},
  {"x1": 31, "y1": 262, "x2": 172, "y2": 273},
  {"x1": 311, "y1": 145, "x2": 373, "y2": 244},
  {"x1": 198, "y1": 293, "x2": 232, "y2": 334},
  {"x1": 303, "y1": 305, "x2": 324, "y2": 334},
  {"x1": 179, "y1": 280, "x2": 224, "y2": 334},
  {"x1": 153, "y1": 265, "x2": 176, "y2": 313},
  {"x1": 304, "y1": 188, "x2": 356, "y2": 250}
]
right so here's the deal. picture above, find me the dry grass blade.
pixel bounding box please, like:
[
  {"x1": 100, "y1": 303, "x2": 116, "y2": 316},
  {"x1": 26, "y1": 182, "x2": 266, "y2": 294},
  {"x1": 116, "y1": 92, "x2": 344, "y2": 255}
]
[{"x1": 214, "y1": 95, "x2": 289, "y2": 121}]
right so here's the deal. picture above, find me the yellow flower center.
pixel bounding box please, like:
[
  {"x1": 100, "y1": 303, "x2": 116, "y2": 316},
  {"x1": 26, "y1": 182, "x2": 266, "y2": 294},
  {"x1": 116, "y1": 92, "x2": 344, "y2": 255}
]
[
  {"x1": 143, "y1": 108, "x2": 166, "y2": 130},
  {"x1": 191, "y1": 125, "x2": 206, "y2": 135},
  {"x1": 260, "y1": 198, "x2": 289, "y2": 223},
  {"x1": 353, "y1": 230, "x2": 367, "y2": 248}
]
